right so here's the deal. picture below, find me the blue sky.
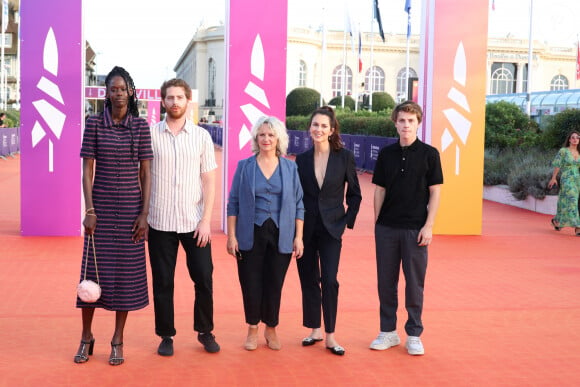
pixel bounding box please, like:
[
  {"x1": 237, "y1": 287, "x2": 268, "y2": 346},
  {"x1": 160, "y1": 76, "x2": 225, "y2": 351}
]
[{"x1": 84, "y1": 0, "x2": 580, "y2": 89}]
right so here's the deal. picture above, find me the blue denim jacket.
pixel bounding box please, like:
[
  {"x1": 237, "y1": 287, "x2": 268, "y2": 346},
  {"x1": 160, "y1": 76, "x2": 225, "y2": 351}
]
[{"x1": 227, "y1": 155, "x2": 305, "y2": 253}]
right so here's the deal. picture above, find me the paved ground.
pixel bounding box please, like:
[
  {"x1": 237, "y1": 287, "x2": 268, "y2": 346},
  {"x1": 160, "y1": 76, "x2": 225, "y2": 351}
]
[{"x1": 1, "y1": 151, "x2": 579, "y2": 386}]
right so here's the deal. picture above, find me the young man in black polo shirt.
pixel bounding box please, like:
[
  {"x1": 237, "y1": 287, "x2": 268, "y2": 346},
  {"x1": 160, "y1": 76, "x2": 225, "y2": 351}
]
[{"x1": 369, "y1": 101, "x2": 443, "y2": 356}]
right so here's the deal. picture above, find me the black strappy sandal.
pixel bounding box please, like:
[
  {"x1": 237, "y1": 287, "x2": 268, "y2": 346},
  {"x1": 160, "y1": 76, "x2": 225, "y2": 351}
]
[
  {"x1": 551, "y1": 218, "x2": 561, "y2": 231},
  {"x1": 109, "y1": 342, "x2": 124, "y2": 366},
  {"x1": 74, "y1": 338, "x2": 95, "y2": 363}
]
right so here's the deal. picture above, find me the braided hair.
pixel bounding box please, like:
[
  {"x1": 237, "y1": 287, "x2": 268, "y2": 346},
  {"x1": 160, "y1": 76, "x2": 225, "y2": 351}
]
[
  {"x1": 104, "y1": 66, "x2": 140, "y2": 117},
  {"x1": 104, "y1": 66, "x2": 139, "y2": 165}
]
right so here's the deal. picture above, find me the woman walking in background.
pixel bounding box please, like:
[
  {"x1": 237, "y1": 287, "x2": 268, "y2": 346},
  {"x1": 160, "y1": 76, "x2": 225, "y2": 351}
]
[
  {"x1": 548, "y1": 130, "x2": 580, "y2": 236},
  {"x1": 74, "y1": 66, "x2": 152, "y2": 365},
  {"x1": 295, "y1": 106, "x2": 361, "y2": 356}
]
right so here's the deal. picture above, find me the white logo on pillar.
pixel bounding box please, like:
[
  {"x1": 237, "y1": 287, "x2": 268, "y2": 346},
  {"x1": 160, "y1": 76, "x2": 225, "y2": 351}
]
[
  {"x1": 30, "y1": 28, "x2": 66, "y2": 173},
  {"x1": 238, "y1": 34, "x2": 271, "y2": 149},
  {"x1": 441, "y1": 42, "x2": 471, "y2": 175}
]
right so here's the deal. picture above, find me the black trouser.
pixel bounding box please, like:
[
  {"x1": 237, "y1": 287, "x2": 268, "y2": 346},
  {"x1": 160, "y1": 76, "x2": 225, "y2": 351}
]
[
  {"x1": 375, "y1": 224, "x2": 427, "y2": 337},
  {"x1": 237, "y1": 218, "x2": 291, "y2": 327},
  {"x1": 148, "y1": 227, "x2": 214, "y2": 337},
  {"x1": 297, "y1": 216, "x2": 342, "y2": 333}
]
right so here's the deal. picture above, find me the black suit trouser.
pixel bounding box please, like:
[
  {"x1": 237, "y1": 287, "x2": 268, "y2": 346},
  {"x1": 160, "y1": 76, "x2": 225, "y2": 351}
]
[
  {"x1": 297, "y1": 216, "x2": 342, "y2": 333},
  {"x1": 237, "y1": 219, "x2": 291, "y2": 327}
]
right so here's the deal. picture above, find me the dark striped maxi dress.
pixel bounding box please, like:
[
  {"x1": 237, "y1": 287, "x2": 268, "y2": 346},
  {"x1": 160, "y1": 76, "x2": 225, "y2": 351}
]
[{"x1": 77, "y1": 109, "x2": 153, "y2": 311}]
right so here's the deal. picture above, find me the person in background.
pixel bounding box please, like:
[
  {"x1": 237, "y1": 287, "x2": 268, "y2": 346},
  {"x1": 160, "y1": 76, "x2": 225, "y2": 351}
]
[
  {"x1": 74, "y1": 66, "x2": 152, "y2": 366},
  {"x1": 548, "y1": 130, "x2": 580, "y2": 236},
  {"x1": 0, "y1": 112, "x2": 6, "y2": 127},
  {"x1": 369, "y1": 101, "x2": 443, "y2": 356},
  {"x1": 226, "y1": 116, "x2": 304, "y2": 351},
  {"x1": 148, "y1": 78, "x2": 220, "y2": 355},
  {"x1": 295, "y1": 106, "x2": 361, "y2": 356}
]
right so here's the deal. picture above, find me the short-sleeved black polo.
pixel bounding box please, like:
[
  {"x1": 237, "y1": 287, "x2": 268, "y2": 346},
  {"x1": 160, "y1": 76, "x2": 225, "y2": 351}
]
[{"x1": 372, "y1": 139, "x2": 443, "y2": 230}]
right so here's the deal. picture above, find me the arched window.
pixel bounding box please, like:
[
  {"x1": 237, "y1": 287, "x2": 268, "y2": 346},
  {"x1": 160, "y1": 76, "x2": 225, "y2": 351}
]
[
  {"x1": 207, "y1": 58, "x2": 216, "y2": 106},
  {"x1": 331, "y1": 65, "x2": 353, "y2": 97},
  {"x1": 550, "y1": 75, "x2": 569, "y2": 91},
  {"x1": 490, "y1": 63, "x2": 516, "y2": 94},
  {"x1": 299, "y1": 60, "x2": 307, "y2": 87},
  {"x1": 365, "y1": 66, "x2": 385, "y2": 93},
  {"x1": 396, "y1": 67, "x2": 417, "y2": 102}
]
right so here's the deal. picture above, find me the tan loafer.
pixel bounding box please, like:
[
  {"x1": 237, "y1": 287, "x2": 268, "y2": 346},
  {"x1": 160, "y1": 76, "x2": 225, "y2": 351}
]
[
  {"x1": 264, "y1": 326, "x2": 281, "y2": 350},
  {"x1": 244, "y1": 325, "x2": 258, "y2": 351}
]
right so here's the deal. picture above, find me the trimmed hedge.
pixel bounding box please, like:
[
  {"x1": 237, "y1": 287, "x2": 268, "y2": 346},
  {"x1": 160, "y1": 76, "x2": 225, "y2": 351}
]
[
  {"x1": 286, "y1": 87, "x2": 323, "y2": 117},
  {"x1": 286, "y1": 110, "x2": 396, "y2": 137},
  {"x1": 371, "y1": 92, "x2": 396, "y2": 112},
  {"x1": 328, "y1": 95, "x2": 356, "y2": 111}
]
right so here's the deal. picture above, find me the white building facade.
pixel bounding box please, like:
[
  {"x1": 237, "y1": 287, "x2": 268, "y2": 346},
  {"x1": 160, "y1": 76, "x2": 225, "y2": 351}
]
[{"x1": 174, "y1": 25, "x2": 578, "y2": 120}]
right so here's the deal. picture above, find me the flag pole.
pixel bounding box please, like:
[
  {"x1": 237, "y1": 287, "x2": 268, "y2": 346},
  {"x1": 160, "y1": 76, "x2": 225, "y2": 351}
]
[
  {"x1": 320, "y1": 2, "x2": 327, "y2": 107},
  {"x1": 369, "y1": 1, "x2": 375, "y2": 110},
  {"x1": 574, "y1": 34, "x2": 580, "y2": 88},
  {"x1": 405, "y1": 0, "x2": 411, "y2": 102},
  {"x1": 342, "y1": 28, "x2": 347, "y2": 108},
  {"x1": 1, "y1": 0, "x2": 5, "y2": 111},
  {"x1": 371, "y1": 0, "x2": 385, "y2": 110},
  {"x1": 355, "y1": 23, "x2": 360, "y2": 112},
  {"x1": 526, "y1": 0, "x2": 534, "y2": 116}
]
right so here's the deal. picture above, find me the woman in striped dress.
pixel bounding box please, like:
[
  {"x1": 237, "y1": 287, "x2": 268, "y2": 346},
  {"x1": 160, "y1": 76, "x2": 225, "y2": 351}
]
[{"x1": 74, "y1": 66, "x2": 152, "y2": 366}]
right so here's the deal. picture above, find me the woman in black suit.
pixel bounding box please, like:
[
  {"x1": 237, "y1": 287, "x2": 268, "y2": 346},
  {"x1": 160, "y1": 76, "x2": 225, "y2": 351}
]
[{"x1": 295, "y1": 106, "x2": 362, "y2": 355}]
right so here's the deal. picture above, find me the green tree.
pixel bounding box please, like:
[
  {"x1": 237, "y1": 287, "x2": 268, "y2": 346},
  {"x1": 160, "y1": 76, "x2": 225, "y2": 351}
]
[{"x1": 286, "y1": 88, "x2": 322, "y2": 117}]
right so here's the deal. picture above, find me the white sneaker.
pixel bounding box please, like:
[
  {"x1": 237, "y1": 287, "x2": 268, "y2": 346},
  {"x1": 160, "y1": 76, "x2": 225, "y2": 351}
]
[
  {"x1": 369, "y1": 331, "x2": 401, "y2": 350},
  {"x1": 405, "y1": 336, "x2": 424, "y2": 355}
]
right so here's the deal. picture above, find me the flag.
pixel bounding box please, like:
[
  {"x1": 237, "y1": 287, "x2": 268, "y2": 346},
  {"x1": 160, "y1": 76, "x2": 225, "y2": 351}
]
[
  {"x1": 358, "y1": 30, "x2": 362, "y2": 72},
  {"x1": 405, "y1": 0, "x2": 411, "y2": 39},
  {"x1": 576, "y1": 39, "x2": 580, "y2": 80},
  {"x1": 344, "y1": 2, "x2": 357, "y2": 53},
  {"x1": 373, "y1": 0, "x2": 385, "y2": 42},
  {"x1": 492, "y1": 0, "x2": 495, "y2": 11}
]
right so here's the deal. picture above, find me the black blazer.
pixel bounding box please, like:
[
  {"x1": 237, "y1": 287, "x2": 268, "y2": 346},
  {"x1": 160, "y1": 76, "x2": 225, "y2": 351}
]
[{"x1": 296, "y1": 147, "x2": 362, "y2": 242}]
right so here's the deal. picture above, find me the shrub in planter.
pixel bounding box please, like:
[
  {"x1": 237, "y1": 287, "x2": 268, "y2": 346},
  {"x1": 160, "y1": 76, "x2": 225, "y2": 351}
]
[
  {"x1": 371, "y1": 92, "x2": 396, "y2": 112},
  {"x1": 485, "y1": 101, "x2": 540, "y2": 149},
  {"x1": 483, "y1": 147, "x2": 510, "y2": 185},
  {"x1": 507, "y1": 164, "x2": 552, "y2": 200},
  {"x1": 328, "y1": 95, "x2": 356, "y2": 111},
  {"x1": 540, "y1": 108, "x2": 580, "y2": 150},
  {"x1": 286, "y1": 88, "x2": 322, "y2": 117},
  {"x1": 504, "y1": 149, "x2": 554, "y2": 200},
  {"x1": 484, "y1": 147, "x2": 556, "y2": 200}
]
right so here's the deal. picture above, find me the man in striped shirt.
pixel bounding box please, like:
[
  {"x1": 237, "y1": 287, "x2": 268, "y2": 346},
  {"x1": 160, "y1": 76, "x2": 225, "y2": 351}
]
[{"x1": 148, "y1": 78, "x2": 220, "y2": 355}]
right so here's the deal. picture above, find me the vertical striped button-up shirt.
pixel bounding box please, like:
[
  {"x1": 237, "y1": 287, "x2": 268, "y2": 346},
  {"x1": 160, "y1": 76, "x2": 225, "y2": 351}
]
[{"x1": 148, "y1": 119, "x2": 217, "y2": 233}]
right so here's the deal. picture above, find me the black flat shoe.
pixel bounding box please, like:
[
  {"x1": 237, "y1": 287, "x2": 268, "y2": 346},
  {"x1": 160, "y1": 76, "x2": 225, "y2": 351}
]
[
  {"x1": 551, "y1": 218, "x2": 561, "y2": 231},
  {"x1": 302, "y1": 337, "x2": 323, "y2": 346},
  {"x1": 74, "y1": 338, "x2": 95, "y2": 363},
  {"x1": 326, "y1": 345, "x2": 345, "y2": 356},
  {"x1": 575, "y1": 228, "x2": 580, "y2": 236},
  {"x1": 158, "y1": 337, "x2": 174, "y2": 356}
]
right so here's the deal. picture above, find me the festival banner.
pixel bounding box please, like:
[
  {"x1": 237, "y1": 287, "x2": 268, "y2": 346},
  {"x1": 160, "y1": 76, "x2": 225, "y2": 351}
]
[
  {"x1": 223, "y1": 0, "x2": 288, "y2": 229},
  {"x1": 20, "y1": 0, "x2": 83, "y2": 235},
  {"x1": 85, "y1": 86, "x2": 162, "y2": 125},
  {"x1": 419, "y1": 0, "x2": 488, "y2": 234}
]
